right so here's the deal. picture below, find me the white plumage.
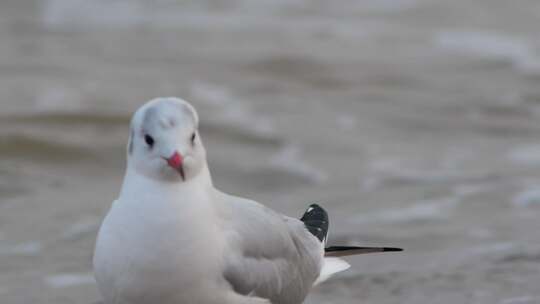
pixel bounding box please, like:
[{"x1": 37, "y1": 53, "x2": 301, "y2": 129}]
[{"x1": 93, "y1": 97, "x2": 398, "y2": 304}]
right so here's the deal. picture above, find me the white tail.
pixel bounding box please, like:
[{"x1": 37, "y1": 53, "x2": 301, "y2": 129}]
[{"x1": 313, "y1": 257, "x2": 350, "y2": 285}]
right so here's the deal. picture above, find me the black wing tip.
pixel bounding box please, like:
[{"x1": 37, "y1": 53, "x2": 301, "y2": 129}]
[
  {"x1": 300, "y1": 203, "x2": 329, "y2": 243},
  {"x1": 302, "y1": 204, "x2": 327, "y2": 217},
  {"x1": 382, "y1": 247, "x2": 403, "y2": 252}
]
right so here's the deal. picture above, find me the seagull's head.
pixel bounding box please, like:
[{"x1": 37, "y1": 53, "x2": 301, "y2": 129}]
[{"x1": 127, "y1": 97, "x2": 207, "y2": 183}]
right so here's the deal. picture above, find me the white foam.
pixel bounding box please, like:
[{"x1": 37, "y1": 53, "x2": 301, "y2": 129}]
[
  {"x1": 512, "y1": 188, "x2": 540, "y2": 207},
  {"x1": 189, "y1": 82, "x2": 276, "y2": 136},
  {"x1": 190, "y1": 83, "x2": 233, "y2": 106},
  {"x1": 501, "y1": 296, "x2": 536, "y2": 304},
  {"x1": 516, "y1": 58, "x2": 540, "y2": 76},
  {"x1": 508, "y1": 145, "x2": 540, "y2": 166},
  {"x1": 441, "y1": 147, "x2": 474, "y2": 170},
  {"x1": 356, "y1": 0, "x2": 418, "y2": 12},
  {"x1": 43, "y1": 0, "x2": 145, "y2": 29},
  {"x1": 41, "y1": 0, "x2": 417, "y2": 34},
  {"x1": 0, "y1": 241, "x2": 42, "y2": 256},
  {"x1": 336, "y1": 114, "x2": 357, "y2": 131},
  {"x1": 353, "y1": 196, "x2": 459, "y2": 224},
  {"x1": 34, "y1": 85, "x2": 84, "y2": 113},
  {"x1": 44, "y1": 273, "x2": 95, "y2": 288},
  {"x1": 61, "y1": 219, "x2": 100, "y2": 241},
  {"x1": 467, "y1": 228, "x2": 493, "y2": 239},
  {"x1": 435, "y1": 242, "x2": 518, "y2": 269},
  {"x1": 365, "y1": 166, "x2": 466, "y2": 186},
  {"x1": 453, "y1": 183, "x2": 493, "y2": 197},
  {"x1": 435, "y1": 31, "x2": 532, "y2": 60},
  {"x1": 434, "y1": 30, "x2": 540, "y2": 75},
  {"x1": 368, "y1": 157, "x2": 465, "y2": 183},
  {"x1": 230, "y1": 0, "x2": 308, "y2": 12},
  {"x1": 462, "y1": 242, "x2": 516, "y2": 257},
  {"x1": 360, "y1": 176, "x2": 383, "y2": 191},
  {"x1": 41, "y1": 0, "x2": 306, "y2": 30},
  {"x1": 363, "y1": 156, "x2": 496, "y2": 192},
  {"x1": 270, "y1": 144, "x2": 327, "y2": 184}
]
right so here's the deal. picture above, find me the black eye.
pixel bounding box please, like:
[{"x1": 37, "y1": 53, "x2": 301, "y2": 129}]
[
  {"x1": 190, "y1": 132, "x2": 196, "y2": 145},
  {"x1": 144, "y1": 134, "x2": 155, "y2": 147}
]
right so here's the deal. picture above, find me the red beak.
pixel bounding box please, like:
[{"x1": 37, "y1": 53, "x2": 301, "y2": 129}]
[
  {"x1": 167, "y1": 151, "x2": 183, "y2": 168},
  {"x1": 166, "y1": 152, "x2": 185, "y2": 180}
]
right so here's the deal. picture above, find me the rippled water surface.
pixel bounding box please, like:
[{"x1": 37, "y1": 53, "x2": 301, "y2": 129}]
[{"x1": 1, "y1": 0, "x2": 540, "y2": 303}]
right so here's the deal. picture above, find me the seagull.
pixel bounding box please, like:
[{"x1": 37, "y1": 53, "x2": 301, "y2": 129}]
[{"x1": 93, "y1": 97, "x2": 402, "y2": 304}]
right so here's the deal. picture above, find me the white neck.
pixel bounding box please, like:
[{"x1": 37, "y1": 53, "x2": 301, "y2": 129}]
[{"x1": 119, "y1": 163, "x2": 214, "y2": 206}]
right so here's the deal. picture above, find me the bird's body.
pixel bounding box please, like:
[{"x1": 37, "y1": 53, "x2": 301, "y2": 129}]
[
  {"x1": 95, "y1": 164, "x2": 321, "y2": 304},
  {"x1": 93, "y1": 97, "x2": 401, "y2": 304},
  {"x1": 94, "y1": 165, "x2": 230, "y2": 304}
]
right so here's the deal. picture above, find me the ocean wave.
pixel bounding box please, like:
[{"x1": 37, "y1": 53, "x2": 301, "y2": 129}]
[
  {"x1": 501, "y1": 296, "x2": 537, "y2": 304},
  {"x1": 434, "y1": 30, "x2": 540, "y2": 76},
  {"x1": 190, "y1": 82, "x2": 276, "y2": 137},
  {"x1": 508, "y1": 144, "x2": 540, "y2": 166},
  {"x1": 269, "y1": 144, "x2": 328, "y2": 184},
  {"x1": 512, "y1": 187, "x2": 540, "y2": 208},
  {"x1": 0, "y1": 241, "x2": 42, "y2": 256},
  {"x1": 0, "y1": 134, "x2": 96, "y2": 162},
  {"x1": 44, "y1": 273, "x2": 95, "y2": 288},
  {"x1": 352, "y1": 196, "x2": 460, "y2": 224},
  {"x1": 41, "y1": 0, "x2": 417, "y2": 32},
  {"x1": 41, "y1": 0, "x2": 308, "y2": 30},
  {"x1": 43, "y1": 0, "x2": 147, "y2": 29},
  {"x1": 60, "y1": 218, "x2": 101, "y2": 242},
  {"x1": 1, "y1": 113, "x2": 129, "y2": 126}
]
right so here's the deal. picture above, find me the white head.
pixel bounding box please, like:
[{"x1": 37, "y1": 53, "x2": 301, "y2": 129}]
[{"x1": 127, "y1": 97, "x2": 207, "y2": 183}]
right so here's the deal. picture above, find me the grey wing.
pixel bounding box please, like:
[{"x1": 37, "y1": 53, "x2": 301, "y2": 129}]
[{"x1": 221, "y1": 199, "x2": 323, "y2": 304}]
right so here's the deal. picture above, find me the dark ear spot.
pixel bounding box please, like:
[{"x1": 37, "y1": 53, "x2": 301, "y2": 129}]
[
  {"x1": 142, "y1": 107, "x2": 156, "y2": 127},
  {"x1": 128, "y1": 128, "x2": 134, "y2": 155},
  {"x1": 191, "y1": 132, "x2": 196, "y2": 146}
]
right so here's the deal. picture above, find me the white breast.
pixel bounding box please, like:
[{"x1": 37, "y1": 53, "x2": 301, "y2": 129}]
[{"x1": 93, "y1": 181, "x2": 225, "y2": 304}]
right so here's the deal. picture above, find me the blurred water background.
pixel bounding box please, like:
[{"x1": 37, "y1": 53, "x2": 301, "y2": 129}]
[{"x1": 2, "y1": 0, "x2": 540, "y2": 303}]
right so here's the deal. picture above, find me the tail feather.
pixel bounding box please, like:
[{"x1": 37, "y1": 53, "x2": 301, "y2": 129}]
[
  {"x1": 300, "y1": 203, "x2": 403, "y2": 284},
  {"x1": 313, "y1": 257, "x2": 350, "y2": 285}
]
